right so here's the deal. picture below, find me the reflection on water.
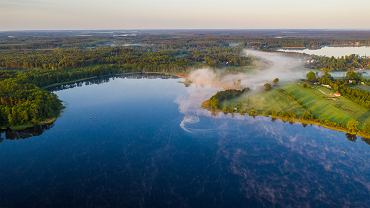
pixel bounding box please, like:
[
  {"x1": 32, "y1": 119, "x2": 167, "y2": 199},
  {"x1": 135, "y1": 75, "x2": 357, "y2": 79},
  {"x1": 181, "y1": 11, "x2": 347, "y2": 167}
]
[
  {"x1": 48, "y1": 73, "x2": 177, "y2": 91},
  {"x1": 0, "y1": 124, "x2": 53, "y2": 141},
  {"x1": 48, "y1": 77, "x2": 112, "y2": 91},
  {"x1": 0, "y1": 77, "x2": 369, "y2": 207},
  {"x1": 210, "y1": 119, "x2": 370, "y2": 207}
]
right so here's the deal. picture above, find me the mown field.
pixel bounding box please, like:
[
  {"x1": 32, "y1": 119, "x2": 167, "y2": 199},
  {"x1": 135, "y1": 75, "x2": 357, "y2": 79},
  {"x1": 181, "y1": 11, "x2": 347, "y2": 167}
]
[{"x1": 220, "y1": 83, "x2": 370, "y2": 134}]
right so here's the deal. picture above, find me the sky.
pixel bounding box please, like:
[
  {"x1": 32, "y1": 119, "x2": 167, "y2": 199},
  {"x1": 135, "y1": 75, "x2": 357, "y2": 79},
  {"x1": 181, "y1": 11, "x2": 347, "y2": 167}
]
[{"x1": 1, "y1": 0, "x2": 370, "y2": 30}]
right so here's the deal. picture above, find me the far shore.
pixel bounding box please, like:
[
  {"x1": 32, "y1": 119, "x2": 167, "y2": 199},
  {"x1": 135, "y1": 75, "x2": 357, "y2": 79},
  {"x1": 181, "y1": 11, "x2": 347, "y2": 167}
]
[{"x1": 43, "y1": 72, "x2": 181, "y2": 90}]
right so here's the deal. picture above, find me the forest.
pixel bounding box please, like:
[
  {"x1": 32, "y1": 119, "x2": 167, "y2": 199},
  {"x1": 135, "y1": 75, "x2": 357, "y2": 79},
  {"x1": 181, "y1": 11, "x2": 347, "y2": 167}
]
[
  {"x1": 306, "y1": 54, "x2": 370, "y2": 71},
  {"x1": 0, "y1": 47, "x2": 252, "y2": 71},
  {"x1": 0, "y1": 78, "x2": 62, "y2": 129}
]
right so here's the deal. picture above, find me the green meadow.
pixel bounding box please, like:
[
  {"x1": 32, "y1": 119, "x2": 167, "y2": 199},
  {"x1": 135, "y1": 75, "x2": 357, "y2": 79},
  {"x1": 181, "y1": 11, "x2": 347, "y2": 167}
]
[{"x1": 217, "y1": 83, "x2": 370, "y2": 136}]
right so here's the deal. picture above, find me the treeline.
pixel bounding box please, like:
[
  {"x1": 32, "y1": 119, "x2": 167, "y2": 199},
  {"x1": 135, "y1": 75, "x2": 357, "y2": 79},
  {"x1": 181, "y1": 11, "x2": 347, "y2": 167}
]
[
  {"x1": 16, "y1": 64, "x2": 180, "y2": 88},
  {"x1": 204, "y1": 88, "x2": 249, "y2": 110},
  {"x1": 314, "y1": 71, "x2": 370, "y2": 108},
  {"x1": 0, "y1": 33, "x2": 106, "y2": 50},
  {"x1": 17, "y1": 65, "x2": 125, "y2": 88},
  {"x1": 247, "y1": 39, "x2": 329, "y2": 50},
  {"x1": 0, "y1": 46, "x2": 251, "y2": 71},
  {"x1": 338, "y1": 87, "x2": 370, "y2": 108},
  {"x1": 0, "y1": 78, "x2": 62, "y2": 128},
  {"x1": 2, "y1": 30, "x2": 370, "y2": 50},
  {"x1": 306, "y1": 54, "x2": 370, "y2": 71}
]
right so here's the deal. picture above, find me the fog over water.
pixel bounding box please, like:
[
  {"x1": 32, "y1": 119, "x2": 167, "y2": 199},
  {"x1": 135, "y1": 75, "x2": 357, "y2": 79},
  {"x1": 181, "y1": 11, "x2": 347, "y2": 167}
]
[{"x1": 176, "y1": 49, "x2": 307, "y2": 132}]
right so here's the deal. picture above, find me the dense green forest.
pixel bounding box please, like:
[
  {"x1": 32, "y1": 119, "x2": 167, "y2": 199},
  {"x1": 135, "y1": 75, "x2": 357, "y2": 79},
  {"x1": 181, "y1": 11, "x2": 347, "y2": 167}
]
[
  {"x1": 0, "y1": 44, "x2": 253, "y2": 89},
  {"x1": 0, "y1": 78, "x2": 62, "y2": 129},
  {"x1": 205, "y1": 88, "x2": 249, "y2": 111},
  {"x1": 0, "y1": 47, "x2": 251, "y2": 71},
  {"x1": 306, "y1": 54, "x2": 370, "y2": 71}
]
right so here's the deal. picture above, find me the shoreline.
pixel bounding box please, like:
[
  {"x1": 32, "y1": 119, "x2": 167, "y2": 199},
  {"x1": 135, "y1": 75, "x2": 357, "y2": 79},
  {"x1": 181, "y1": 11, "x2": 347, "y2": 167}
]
[
  {"x1": 0, "y1": 117, "x2": 57, "y2": 131},
  {"x1": 2, "y1": 71, "x2": 182, "y2": 132},
  {"x1": 43, "y1": 72, "x2": 181, "y2": 90},
  {"x1": 202, "y1": 104, "x2": 370, "y2": 139},
  {"x1": 267, "y1": 114, "x2": 370, "y2": 139}
]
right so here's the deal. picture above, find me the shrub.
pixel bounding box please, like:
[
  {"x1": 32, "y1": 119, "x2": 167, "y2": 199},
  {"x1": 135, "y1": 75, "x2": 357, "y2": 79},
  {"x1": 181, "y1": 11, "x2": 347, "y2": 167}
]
[
  {"x1": 306, "y1": 71, "x2": 317, "y2": 82},
  {"x1": 264, "y1": 83, "x2": 272, "y2": 91}
]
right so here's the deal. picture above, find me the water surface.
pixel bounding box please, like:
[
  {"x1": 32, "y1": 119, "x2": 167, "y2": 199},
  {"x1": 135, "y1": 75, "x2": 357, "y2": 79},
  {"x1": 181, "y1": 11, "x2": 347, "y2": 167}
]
[
  {"x1": 0, "y1": 77, "x2": 369, "y2": 208},
  {"x1": 279, "y1": 46, "x2": 370, "y2": 57}
]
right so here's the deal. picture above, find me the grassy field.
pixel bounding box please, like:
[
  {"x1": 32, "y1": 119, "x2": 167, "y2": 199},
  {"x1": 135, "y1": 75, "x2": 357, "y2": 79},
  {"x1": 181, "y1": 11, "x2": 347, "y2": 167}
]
[{"x1": 218, "y1": 83, "x2": 370, "y2": 136}]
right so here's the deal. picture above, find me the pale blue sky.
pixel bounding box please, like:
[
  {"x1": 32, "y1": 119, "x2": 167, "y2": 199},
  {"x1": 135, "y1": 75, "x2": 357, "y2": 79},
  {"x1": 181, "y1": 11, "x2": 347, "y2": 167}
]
[{"x1": 1, "y1": 0, "x2": 369, "y2": 30}]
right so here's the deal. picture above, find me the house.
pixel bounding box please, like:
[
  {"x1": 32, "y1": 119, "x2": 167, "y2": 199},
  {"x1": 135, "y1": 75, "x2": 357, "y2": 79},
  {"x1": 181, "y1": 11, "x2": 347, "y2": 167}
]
[
  {"x1": 333, "y1": 92, "x2": 341, "y2": 97},
  {"x1": 306, "y1": 59, "x2": 315, "y2": 64},
  {"x1": 322, "y1": 84, "x2": 332, "y2": 89}
]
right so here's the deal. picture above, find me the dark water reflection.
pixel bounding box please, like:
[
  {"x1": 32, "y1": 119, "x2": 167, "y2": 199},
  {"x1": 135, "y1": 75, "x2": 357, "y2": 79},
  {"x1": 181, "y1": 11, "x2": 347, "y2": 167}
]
[
  {"x1": 47, "y1": 73, "x2": 177, "y2": 91},
  {"x1": 0, "y1": 77, "x2": 369, "y2": 208},
  {"x1": 0, "y1": 124, "x2": 53, "y2": 140}
]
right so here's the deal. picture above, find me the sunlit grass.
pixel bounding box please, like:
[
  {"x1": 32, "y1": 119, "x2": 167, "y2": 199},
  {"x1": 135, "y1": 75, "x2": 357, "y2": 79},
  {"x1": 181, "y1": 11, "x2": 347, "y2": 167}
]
[{"x1": 222, "y1": 83, "x2": 369, "y2": 131}]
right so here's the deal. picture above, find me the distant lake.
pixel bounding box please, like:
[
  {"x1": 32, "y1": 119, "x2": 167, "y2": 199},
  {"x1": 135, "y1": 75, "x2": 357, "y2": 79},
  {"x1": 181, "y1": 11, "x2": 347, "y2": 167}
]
[
  {"x1": 279, "y1": 46, "x2": 370, "y2": 57},
  {"x1": 0, "y1": 76, "x2": 369, "y2": 207},
  {"x1": 328, "y1": 70, "x2": 370, "y2": 78}
]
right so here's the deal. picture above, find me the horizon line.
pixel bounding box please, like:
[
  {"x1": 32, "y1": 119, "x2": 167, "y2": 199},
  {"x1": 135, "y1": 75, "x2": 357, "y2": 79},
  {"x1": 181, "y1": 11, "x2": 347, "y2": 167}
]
[{"x1": 2, "y1": 28, "x2": 370, "y2": 33}]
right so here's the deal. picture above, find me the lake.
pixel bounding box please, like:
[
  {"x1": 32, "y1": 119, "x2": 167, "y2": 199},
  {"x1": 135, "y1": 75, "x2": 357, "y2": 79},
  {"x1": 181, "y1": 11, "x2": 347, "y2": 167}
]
[
  {"x1": 0, "y1": 76, "x2": 369, "y2": 207},
  {"x1": 278, "y1": 46, "x2": 370, "y2": 57}
]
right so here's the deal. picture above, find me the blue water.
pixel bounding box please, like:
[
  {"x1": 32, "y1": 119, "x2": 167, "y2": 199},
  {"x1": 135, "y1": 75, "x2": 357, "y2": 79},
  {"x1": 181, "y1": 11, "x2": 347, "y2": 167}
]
[
  {"x1": 0, "y1": 77, "x2": 369, "y2": 207},
  {"x1": 278, "y1": 46, "x2": 370, "y2": 58}
]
